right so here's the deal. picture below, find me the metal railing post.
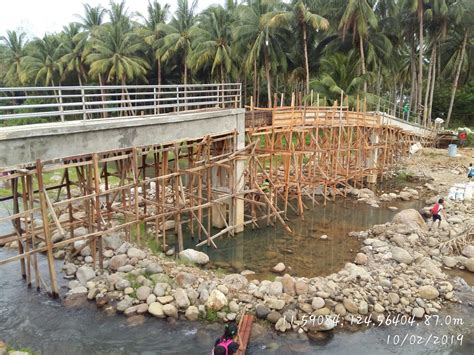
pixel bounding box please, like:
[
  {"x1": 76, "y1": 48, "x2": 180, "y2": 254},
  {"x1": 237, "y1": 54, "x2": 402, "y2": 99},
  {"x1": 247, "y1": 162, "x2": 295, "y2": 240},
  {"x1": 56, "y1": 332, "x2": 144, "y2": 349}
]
[
  {"x1": 81, "y1": 87, "x2": 87, "y2": 120},
  {"x1": 176, "y1": 86, "x2": 180, "y2": 113},
  {"x1": 153, "y1": 87, "x2": 157, "y2": 115},
  {"x1": 58, "y1": 88, "x2": 65, "y2": 122}
]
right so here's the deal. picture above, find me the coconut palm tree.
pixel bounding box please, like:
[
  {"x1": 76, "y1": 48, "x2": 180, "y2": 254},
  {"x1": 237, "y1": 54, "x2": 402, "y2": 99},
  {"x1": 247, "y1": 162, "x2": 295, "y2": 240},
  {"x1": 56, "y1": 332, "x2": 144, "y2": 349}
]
[
  {"x1": 59, "y1": 24, "x2": 89, "y2": 85},
  {"x1": 280, "y1": 0, "x2": 329, "y2": 93},
  {"x1": 140, "y1": 0, "x2": 170, "y2": 85},
  {"x1": 22, "y1": 35, "x2": 64, "y2": 86},
  {"x1": 188, "y1": 5, "x2": 234, "y2": 82},
  {"x1": 0, "y1": 30, "x2": 28, "y2": 85},
  {"x1": 339, "y1": 0, "x2": 378, "y2": 95},
  {"x1": 86, "y1": 23, "x2": 150, "y2": 85},
  {"x1": 157, "y1": 0, "x2": 198, "y2": 85},
  {"x1": 77, "y1": 4, "x2": 107, "y2": 31},
  {"x1": 234, "y1": 0, "x2": 289, "y2": 107}
]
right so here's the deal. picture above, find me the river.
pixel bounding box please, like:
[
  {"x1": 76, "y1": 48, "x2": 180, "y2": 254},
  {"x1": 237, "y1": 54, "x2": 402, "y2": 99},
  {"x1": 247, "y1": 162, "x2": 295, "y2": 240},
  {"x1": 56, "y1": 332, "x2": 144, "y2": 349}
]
[{"x1": 0, "y1": 197, "x2": 473, "y2": 354}]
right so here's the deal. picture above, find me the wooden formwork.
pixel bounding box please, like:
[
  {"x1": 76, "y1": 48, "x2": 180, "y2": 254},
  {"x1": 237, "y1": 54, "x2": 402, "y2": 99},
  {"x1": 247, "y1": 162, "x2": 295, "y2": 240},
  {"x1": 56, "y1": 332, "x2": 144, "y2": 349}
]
[{"x1": 0, "y1": 131, "x2": 291, "y2": 295}]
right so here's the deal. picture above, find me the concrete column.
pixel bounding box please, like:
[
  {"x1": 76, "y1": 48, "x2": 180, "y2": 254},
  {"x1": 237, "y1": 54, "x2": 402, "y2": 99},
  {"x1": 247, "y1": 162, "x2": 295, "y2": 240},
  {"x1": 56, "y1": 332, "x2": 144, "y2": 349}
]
[
  {"x1": 233, "y1": 111, "x2": 246, "y2": 233},
  {"x1": 367, "y1": 131, "x2": 379, "y2": 184}
]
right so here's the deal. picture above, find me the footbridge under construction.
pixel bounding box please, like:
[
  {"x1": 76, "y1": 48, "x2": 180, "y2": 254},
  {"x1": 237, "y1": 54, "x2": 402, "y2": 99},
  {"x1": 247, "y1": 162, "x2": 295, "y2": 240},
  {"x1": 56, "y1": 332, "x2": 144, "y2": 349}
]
[{"x1": 0, "y1": 83, "x2": 435, "y2": 296}]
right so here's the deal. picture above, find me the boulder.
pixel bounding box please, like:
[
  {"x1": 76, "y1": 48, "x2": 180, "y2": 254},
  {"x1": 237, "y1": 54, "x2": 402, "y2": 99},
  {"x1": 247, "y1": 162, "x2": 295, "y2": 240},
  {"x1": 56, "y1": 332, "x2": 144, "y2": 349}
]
[
  {"x1": 272, "y1": 262, "x2": 285, "y2": 273},
  {"x1": 462, "y1": 245, "x2": 474, "y2": 258},
  {"x1": 354, "y1": 253, "x2": 368, "y2": 265},
  {"x1": 464, "y1": 258, "x2": 474, "y2": 272},
  {"x1": 136, "y1": 286, "x2": 152, "y2": 301},
  {"x1": 418, "y1": 285, "x2": 439, "y2": 300},
  {"x1": 256, "y1": 304, "x2": 271, "y2": 319},
  {"x1": 103, "y1": 235, "x2": 122, "y2": 250},
  {"x1": 153, "y1": 282, "x2": 170, "y2": 297},
  {"x1": 266, "y1": 298, "x2": 285, "y2": 310},
  {"x1": 311, "y1": 297, "x2": 325, "y2": 310},
  {"x1": 175, "y1": 288, "x2": 191, "y2": 309},
  {"x1": 281, "y1": 274, "x2": 295, "y2": 296},
  {"x1": 206, "y1": 290, "x2": 228, "y2": 311},
  {"x1": 109, "y1": 254, "x2": 128, "y2": 271},
  {"x1": 185, "y1": 306, "x2": 200, "y2": 321},
  {"x1": 145, "y1": 263, "x2": 163, "y2": 274},
  {"x1": 392, "y1": 209, "x2": 426, "y2": 231},
  {"x1": 163, "y1": 304, "x2": 178, "y2": 319},
  {"x1": 391, "y1": 247, "x2": 413, "y2": 264},
  {"x1": 222, "y1": 274, "x2": 248, "y2": 291},
  {"x1": 269, "y1": 281, "x2": 283, "y2": 296},
  {"x1": 76, "y1": 265, "x2": 96, "y2": 285},
  {"x1": 179, "y1": 249, "x2": 209, "y2": 265},
  {"x1": 127, "y1": 247, "x2": 146, "y2": 260},
  {"x1": 175, "y1": 272, "x2": 197, "y2": 287},
  {"x1": 148, "y1": 302, "x2": 165, "y2": 318}
]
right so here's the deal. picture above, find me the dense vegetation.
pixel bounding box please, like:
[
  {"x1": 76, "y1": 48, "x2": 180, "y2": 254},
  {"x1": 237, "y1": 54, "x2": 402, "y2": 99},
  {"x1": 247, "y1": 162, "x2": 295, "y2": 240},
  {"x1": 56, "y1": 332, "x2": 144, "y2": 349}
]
[{"x1": 0, "y1": 0, "x2": 473, "y2": 127}]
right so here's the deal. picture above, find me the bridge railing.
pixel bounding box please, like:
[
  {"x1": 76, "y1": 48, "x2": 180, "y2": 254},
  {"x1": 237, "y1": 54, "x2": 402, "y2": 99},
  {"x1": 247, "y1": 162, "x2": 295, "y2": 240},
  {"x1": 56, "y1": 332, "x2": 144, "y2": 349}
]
[{"x1": 0, "y1": 83, "x2": 242, "y2": 126}]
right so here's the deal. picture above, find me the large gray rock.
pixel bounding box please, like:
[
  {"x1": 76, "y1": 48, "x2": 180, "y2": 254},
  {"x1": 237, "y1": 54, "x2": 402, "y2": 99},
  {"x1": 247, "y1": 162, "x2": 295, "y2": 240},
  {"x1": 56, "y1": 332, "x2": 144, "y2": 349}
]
[
  {"x1": 266, "y1": 298, "x2": 285, "y2": 310},
  {"x1": 145, "y1": 262, "x2": 163, "y2": 274},
  {"x1": 179, "y1": 249, "x2": 209, "y2": 265},
  {"x1": 222, "y1": 274, "x2": 248, "y2": 291},
  {"x1": 418, "y1": 258, "x2": 444, "y2": 277},
  {"x1": 76, "y1": 265, "x2": 96, "y2": 285},
  {"x1": 391, "y1": 247, "x2": 413, "y2": 264},
  {"x1": 344, "y1": 263, "x2": 372, "y2": 280},
  {"x1": 256, "y1": 304, "x2": 270, "y2": 319},
  {"x1": 176, "y1": 272, "x2": 197, "y2": 287},
  {"x1": 136, "y1": 286, "x2": 152, "y2": 301},
  {"x1": 127, "y1": 247, "x2": 146, "y2": 260},
  {"x1": 175, "y1": 288, "x2": 191, "y2": 309},
  {"x1": 117, "y1": 297, "x2": 133, "y2": 312},
  {"x1": 268, "y1": 281, "x2": 283, "y2": 296},
  {"x1": 103, "y1": 235, "x2": 123, "y2": 250},
  {"x1": 206, "y1": 290, "x2": 228, "y2": 311},
  {"x1": 109, "y1": 254, "x2": 128, "y2": 271},
  {"x1": 153, "y1": 282, "x2": 170, "y2": 297},
  {"x1": 392, "y1": 209, "x2": 426, "y2": 231},
  {"x1": 115, "y1": 279, "x2": 131, "y2": 291}
]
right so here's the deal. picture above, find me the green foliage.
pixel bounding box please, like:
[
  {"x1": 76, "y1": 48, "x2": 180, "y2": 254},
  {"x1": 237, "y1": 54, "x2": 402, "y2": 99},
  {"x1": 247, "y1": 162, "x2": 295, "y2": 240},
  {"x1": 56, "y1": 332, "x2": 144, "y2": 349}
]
[{"x1": 202, "y1": 308, "x2": 219, "y2": 322}]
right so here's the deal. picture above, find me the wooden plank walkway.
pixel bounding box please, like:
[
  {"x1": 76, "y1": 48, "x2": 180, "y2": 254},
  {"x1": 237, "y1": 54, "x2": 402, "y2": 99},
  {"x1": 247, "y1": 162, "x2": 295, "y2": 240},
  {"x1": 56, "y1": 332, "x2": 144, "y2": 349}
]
[{"x1": 236, "y1": 313, "x2": 254, "y2": 355}]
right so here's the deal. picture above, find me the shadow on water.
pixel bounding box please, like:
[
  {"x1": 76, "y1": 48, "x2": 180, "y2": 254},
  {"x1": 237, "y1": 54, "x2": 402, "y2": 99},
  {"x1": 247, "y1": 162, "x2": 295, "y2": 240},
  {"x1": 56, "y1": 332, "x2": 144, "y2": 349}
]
[{"x1": 199, "y1": 198, "x2": 426, "y2": 279}]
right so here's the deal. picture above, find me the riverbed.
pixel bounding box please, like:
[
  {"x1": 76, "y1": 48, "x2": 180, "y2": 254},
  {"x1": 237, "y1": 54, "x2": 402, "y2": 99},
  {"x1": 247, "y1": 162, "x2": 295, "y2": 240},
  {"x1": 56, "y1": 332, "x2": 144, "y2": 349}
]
[{"x1": 1, "y1": 197, "x2": 473, "y2": 354}]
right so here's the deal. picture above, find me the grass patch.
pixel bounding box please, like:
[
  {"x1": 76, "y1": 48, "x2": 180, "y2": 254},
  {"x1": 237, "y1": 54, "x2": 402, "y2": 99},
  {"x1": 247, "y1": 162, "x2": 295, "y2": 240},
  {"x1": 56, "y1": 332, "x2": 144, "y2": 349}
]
[
  {"x1": 202, "y1": 308, "x2": 219, "y2": 322},
  {"x1": 395, "y1": 171, "x2": 413, "y2": 182}
]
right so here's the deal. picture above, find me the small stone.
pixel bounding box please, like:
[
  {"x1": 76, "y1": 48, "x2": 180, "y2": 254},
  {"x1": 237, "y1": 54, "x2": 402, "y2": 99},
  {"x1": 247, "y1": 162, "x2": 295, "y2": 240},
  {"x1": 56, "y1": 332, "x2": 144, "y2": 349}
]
[
  {"x1": 266, "y1": 311, "x2": 281, "y2": 324},
  {"x1": 388, "y1": 293, "x2": 400, "y2": 305},
  {"x1": 109, "y1": 254, "x2": 128, "y2": 271},
  {"x1": 117, "y1": 297, "x2": 133, "y2": 312},
  {"x1": 320, "y1": 235, "x2": 328, "y2": 240},
  {"x1": 418, "y1": 285, "x2": 439, "y2": 300},
  {"x1": 462, "y1": 245, "x2": 474, "y2": 258},
  {"x1": 464, "y1": 258, "x2": 474, "y2": 272},
  {"x1": 175, "y1": 288, "x2": 191, "y2": 309},
  {"x1": 272, "y1": 262, "x2": 285, "y2": 273},
  {"x1": 256, "y1": 304, "x2": 270, "y2": 319},
  {"x1": 266, "y1": 298, "x2": 285, "y2": 310},
  {"x1": 412, "y1": 307, "x2": 425, "y2": 319},
  {"x1": 354, "y1": 253, "x2": 368, "y2": 265},
  {"x1": 311, "y1": 297, "x2": 325, "y2": 310},
  {"x1": 275, "y1": 317, "x2": 289, "y2": 332},
  {"x1": 179, "y1": 249, "x2": 209, "y2": 265},
  {"x1": 335, "y1": 303, "x2": 347, "y2": 316},
  {"x1": 295, "y1": 281, "x2": 308, "y2": 295},
  {"x1": 145, "y1": 263, "x2": 163, "y2": 274},
  {"x1": 343, "y1": 299, "x2": 358, "y2": 313},
  {"x1": 127, "y1": 247, "x2": 146, "y2": 260},
  {"x1": 124, "y1": 287, "x2": 134, "y2": 295},
  {"x1": 156, "y1": 296, "x2": 174, "y2": 304},
  {"x1": 358, "y1": 300, "x2": 368, "y2": 315}
]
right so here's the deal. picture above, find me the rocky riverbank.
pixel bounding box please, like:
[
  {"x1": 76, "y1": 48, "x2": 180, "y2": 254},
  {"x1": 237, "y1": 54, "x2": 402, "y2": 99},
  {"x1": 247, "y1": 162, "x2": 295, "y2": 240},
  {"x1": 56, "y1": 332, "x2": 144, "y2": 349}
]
[{"x1": 1, "y1": 148, "x2": 473, "y2": 341}]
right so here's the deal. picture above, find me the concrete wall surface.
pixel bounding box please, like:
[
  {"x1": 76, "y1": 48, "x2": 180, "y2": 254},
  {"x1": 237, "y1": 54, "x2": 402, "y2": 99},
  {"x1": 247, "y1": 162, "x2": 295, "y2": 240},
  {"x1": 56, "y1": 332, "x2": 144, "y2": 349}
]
[{"x1": 0, "y1": 109, "x2": 245, "y2": 169}]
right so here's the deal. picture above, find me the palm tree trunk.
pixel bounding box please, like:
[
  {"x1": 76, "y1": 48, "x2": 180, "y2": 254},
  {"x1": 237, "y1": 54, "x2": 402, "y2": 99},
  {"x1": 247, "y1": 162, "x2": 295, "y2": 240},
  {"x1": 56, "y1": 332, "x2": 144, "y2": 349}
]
[
  {"x1": 417, "y1": 0, "x2": 424, "y2": 123},
  {"x1": 422, "y1": 47, "x2": 435, "y2": 126},
  {"x1": 263, "y1": 47, "x2": 272, "y2": 108},
  {"x1": 398, "y1": 82, "x2": 404, "y2": 118},
  {"x1": 428, "y1": 43, "x2": 437, "y2": 121},
  {"x1": 252, "y1": 59, "x2": 258, "y2": 106},
  {"x1": 359, "y1": 34, "x2": 367, "y2": 94},
  {"x1": 408, "y1": 44, "x2": 416, "y2": 120},
  {"x1": 157, "y1": 58, "x2": 162, "y2": 86},
  {"x1": 303, "y1": 23, "x2": 310, "y2": 94},
  {"x1": 446, "y1": 30, "x2": 468, "y2": 127}
]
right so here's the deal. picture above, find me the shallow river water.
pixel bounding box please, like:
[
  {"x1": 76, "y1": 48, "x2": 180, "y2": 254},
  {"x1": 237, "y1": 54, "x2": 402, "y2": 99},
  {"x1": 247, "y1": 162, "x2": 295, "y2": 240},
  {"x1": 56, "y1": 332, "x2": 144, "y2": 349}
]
[{"x1": 0, "y1": 198, "x2": 473, "y2": 354}]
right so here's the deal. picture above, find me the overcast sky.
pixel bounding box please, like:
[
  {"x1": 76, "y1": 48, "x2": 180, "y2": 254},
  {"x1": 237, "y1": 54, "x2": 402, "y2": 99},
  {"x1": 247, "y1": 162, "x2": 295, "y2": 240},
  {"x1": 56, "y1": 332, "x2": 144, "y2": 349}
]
[{"x1": 0, "y1": 0, "x2": 222, "y2": 39}]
